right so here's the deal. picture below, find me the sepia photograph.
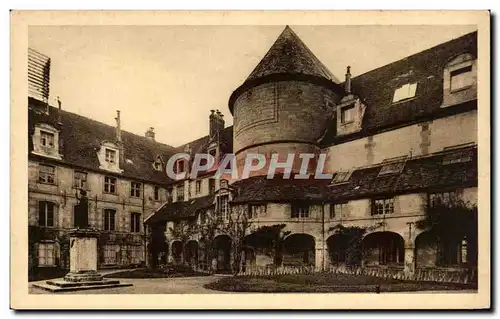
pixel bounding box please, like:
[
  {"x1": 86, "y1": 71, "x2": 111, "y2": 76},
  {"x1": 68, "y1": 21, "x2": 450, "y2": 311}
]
[{"x1": 10, "y1": 10, "x2": 490, "y2": 310}]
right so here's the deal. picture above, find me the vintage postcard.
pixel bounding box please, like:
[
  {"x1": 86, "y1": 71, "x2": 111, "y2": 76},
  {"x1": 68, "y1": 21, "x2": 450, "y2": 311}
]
[{"x1": 11, "y1": 10, "x2": 490, "y2": 310}]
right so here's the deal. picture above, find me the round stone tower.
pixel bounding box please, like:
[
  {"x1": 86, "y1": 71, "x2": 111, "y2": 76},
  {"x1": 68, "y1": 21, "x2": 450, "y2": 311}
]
[{"x1": 228, "y1": 26, "x2": 344, "y2": 178}]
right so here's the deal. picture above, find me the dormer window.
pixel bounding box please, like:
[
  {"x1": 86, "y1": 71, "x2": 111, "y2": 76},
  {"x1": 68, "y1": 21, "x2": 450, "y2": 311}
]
[
  {"x1": 153, "y1": 161, "x2": 162, "y2": 171},
  {"x1": 105, "y1": 149, "x2": 116, "y2": 164},
  {"x1": 378, "y1": 156, "x2": 408, "y2": 176},
  {"x1": 392, "y1": 83, "x2": 417, "y2": 103},
  {"x1": 442, "y1": 53, "x2": 477, "y2": 108},
  {"x1": 97, "y1": 141, "x2": 122, "y2": 173},
  {"x1": 340, "y1": 104, "x2": 355, "y2": 124},
  {"x1": 331, "y1": 171, "x2": 353, "y2": 185},
  {"x1": 32, "y1": 124, "x2": 62, "y2": 160}
]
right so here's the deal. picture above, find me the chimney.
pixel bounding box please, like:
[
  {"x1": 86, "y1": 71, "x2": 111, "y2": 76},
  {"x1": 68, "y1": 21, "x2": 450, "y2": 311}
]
[
  {"x1": 216, "y1": 109, "x2": 225, "y2": 131},
  {"x1": 345, "y1": 66, "x2": 352, "y2": 94},
  {"x1": 56, "y1": 96, "x2": 63, "y2": 126},
  {"x1": 145, "y1": 127, "x2": 155, "y2": 141},
  {"x1": 209, "y1": 109, "x2": 216, "y2": 139},
  {"x1": 115, "y1": 110, "x2": 124, "y2": 168},
  {"x1": 115, "y1": 110, "x2": 122, "y2": 142}
]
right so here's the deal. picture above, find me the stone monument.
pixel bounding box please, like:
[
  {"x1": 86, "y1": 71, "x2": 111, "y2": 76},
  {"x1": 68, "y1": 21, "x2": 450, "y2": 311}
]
[{"x1": 32, "y1": 190, "x2": 132, "y2": 292}]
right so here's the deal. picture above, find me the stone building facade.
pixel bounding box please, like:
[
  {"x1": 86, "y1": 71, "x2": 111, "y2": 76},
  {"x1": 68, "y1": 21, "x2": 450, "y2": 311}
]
[
  {"x1": 146, "y1": 27, "x2": 478, "y2": 275},
  {"x1": 28, "y1": 26, "x2": 479, "y2": 276}
]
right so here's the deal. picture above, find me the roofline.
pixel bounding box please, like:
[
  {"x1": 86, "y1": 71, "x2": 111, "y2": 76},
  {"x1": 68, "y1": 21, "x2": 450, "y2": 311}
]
[
  {"x1": 228, "y1": 73, "x2": 345, "y2": 115},
  {"x1": 349, "y1": 31, "x2": 477, "y2": 81}
]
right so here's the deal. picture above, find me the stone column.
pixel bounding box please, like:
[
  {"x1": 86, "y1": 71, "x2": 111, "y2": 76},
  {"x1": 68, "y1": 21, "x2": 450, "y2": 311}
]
[
  {"x1": 404, "y1": 246, "x2": 415, "y2": 275},
  {"x1": 315, "y1": 240, "x2": 327, "y2": 271}
]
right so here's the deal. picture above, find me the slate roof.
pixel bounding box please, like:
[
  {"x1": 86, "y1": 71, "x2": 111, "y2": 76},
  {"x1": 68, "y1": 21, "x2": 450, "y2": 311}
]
[
  {"x1": 231, "y1": 147, "x2": 477, "y2": 203},
  {"x1": 246, "y1": 26, "x2": 340, "y2": 83},
  {"x1": 146, "y1": 194, "x2": 215, "y2": 223},
  {"x1": 28, "y1": 98, "x2": 177, "y2": 184},
  {"x1": 321, "y1": 31, "x2": 478, "y2": 146}
]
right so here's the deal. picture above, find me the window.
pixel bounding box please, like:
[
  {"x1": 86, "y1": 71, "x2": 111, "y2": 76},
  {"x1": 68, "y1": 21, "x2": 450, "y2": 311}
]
[
  {"x1": 73, "y1": 171, "x2": 87, "y2": 189},
  {"x1": 392, "y1": 83, "x2": 417, "y2": 103},
  {"x1": 291, "y1": 204, "x2": 310, "y2": 218},
  {"x1": 38, "y1": 164, "x2": 55, "y2": 184},
  {"x1": 378, "y1": 157, "x2": 407, "y2": 176},
  {"x1": 199, "y1": 211, "x2": 207, "y2": 224},
  {"x1": 209, "y1": 178, "x2": 215, "y2": 195},
  {"x1": 249, "y1": 204, "x2": 267, "y2": 219},
  {"x1": 450, "y1": 65, "x2": 473, "y2": 92},
  {"x1": 442, "y1": 149, "x2": 473, "y2": 165},
  {"x1": 167, "y1": 188, "x2": 173, "y2": 203},
  {"x1": 38, "y1": 243, "x2": 55, "y2": 266},
  {"x1": 154, "y1": 186, "x2": 160, "y2": 201},
  {"x1": 429, "y1": 191, "x2": 459, "y2": 208},
  {"x1": 340, "y1": 104, "x2": 355, "y2": 124},
  {"x1": 331, "y1": 171, "x2": 352, "y2": 184},
  {"x1": 38, "y1": 201, "x2": 54, "y2": 227},
  {"x1": 130, "y1": 213, "x2": 141, "y2": 233},
  {"x1": 195, "y1": 180, "x2": 202, "y2": 194},
  {"x1": 176, "y1": 184, "x2": 185, "y2": 201},
  {"x1": 153, "y1": 161, "x2": 162, "y2": 171},
  {"x1": 40, "y1": 131, "x2": 55, "y2": 148},
  {"x1": 103, "y1": 244, "x2": 118, "y2": 264},
  {"x1": 372, "y1": 198, "x2": 394, "y2": 215},
  {"x1": 130, "y1": 182, "x2": 142, "y2": 198},
  {"x1": 104, "y1": 176, "x2": 117, "y2": 194},
  {"x1": 330, "y1": 203, "x2": 346, "y2": 219},
  {"x1": 104, "y1": 209, "x2": 116, "y2": 231},
  {"x1": 219, "y1": 195, "x2": 229, "y2": 219},
  {"x1": 105, "y1": 149, "x2": 116, "y2": 164}
]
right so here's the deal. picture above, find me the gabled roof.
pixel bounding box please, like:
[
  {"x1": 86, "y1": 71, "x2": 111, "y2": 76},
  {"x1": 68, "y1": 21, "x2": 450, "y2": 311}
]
[
  {"x1": 321, "y1": 31, "x2": 478, "y2": 146},
  {"x1": 28, "y1": 98, "x2": 177, "y2": 184},
  {"x1": 246, "y1": 26, "x2": 339, "y2": 83}
]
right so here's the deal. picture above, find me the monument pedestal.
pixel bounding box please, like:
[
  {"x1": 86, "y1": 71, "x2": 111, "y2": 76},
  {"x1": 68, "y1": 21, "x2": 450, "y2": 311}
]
[
  {"x1": 32, "y1": 228, "x2": 132, "y2": 292},
  {"x1": 64, "y1": 229, "x2": 103, "y2": 282}
]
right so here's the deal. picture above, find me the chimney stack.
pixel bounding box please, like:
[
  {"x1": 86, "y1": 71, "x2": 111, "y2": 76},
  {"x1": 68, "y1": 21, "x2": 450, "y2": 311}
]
[
  {"x1": 115, "y1": 110, "x2": 124, "y2": 167},
  {"x1": 56, "y1": 96, "x2": 63, "y2": 126},
  {"x1": 115, "y1": 110, "x2": 122, "y2": 142},
  {"x1": 345, "y1": 66, "x2": 352, "y2": 94},
  {"x1": 145, "y1": 127, "x2": 155, "y2": 141}
]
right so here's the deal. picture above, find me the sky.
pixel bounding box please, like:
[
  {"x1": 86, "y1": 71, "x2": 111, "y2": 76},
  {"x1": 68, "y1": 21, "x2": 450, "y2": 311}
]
[{"x1": 28, "y1": 25, "x2": 477, "y2": 147}]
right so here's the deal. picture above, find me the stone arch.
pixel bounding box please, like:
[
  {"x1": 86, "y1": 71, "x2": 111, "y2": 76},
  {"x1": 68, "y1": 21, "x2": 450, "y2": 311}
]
[
  {"x1": 362, "y1": 231, "x2": 405, "y2": 267},
  {"x1": 283, "y1": 233, "x2": 316, "y2": 267},
  {"x1": 184, "y1": 240, "x2": 199, "y2": 268},
  {"x1": 213, "y1": 234, "x2": 232, "y2": 272},
  {"x1": 326, "y1": 233, "x2": 349, "y2": 265},
  {"x1": 415, "y1": 231, "x2": 472, "y2": 268}
]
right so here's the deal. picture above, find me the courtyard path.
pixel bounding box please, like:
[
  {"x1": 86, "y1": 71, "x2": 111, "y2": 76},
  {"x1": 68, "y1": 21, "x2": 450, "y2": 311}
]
[{"x1": 29, "y1": 273, "x2": 232, "y2": 294}]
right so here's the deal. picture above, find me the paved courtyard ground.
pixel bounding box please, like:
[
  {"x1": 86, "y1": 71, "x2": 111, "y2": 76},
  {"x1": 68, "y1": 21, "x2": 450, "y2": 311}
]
[
  {"x1": 30, "y1": 274, "x2": 230, "y2": 294},
  {"x1": 29, "y1": 269, "x2": 476, "y2": 294}
]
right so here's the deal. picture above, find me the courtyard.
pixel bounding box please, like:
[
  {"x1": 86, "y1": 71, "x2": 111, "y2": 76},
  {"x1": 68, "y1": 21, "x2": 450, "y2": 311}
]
[{"x1": 29, "y1": 269, "x2": 477, "y2": 294}]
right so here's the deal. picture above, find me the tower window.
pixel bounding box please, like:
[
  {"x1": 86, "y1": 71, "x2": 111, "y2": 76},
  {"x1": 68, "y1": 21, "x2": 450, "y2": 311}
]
[{"x1": 392, "y1": 83, "x2": 417, "y2": 103}]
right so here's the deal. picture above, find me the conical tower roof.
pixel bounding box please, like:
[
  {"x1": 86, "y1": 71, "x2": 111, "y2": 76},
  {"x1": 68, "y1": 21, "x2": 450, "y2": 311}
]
[{"x1": 246, "y1": 26, "x2": 340, "y2": 83}]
